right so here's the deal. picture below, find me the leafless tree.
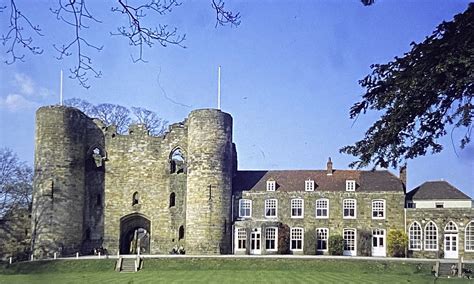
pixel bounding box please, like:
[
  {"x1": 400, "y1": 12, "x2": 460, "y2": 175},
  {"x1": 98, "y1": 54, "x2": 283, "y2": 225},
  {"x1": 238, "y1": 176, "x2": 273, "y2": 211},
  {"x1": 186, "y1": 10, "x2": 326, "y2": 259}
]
[
  {"x1": 111, "y1": 0, "x2": 186, "y2": 63},
  {"x1": 50, "y1": 0, "x2": 103, "y2": 89},
  {"x1": 93, "y1": 103, "x2": 131, "y2": 134},
  {"x1": 1, "y1": 0, "x2": 43, "y2": 64},
  {"x1": 1, "y1": 0, "x2": 241, "y2": 88},
  {"x1": 0, "y1": 148, "x2": 33, "y2": 218},
  {"x1": 63, "y1": 97, "x2": 96, "y2": 114},
  {"x1": 131, "y1": 106, "x2": 168, "y2": 136},
  {"x1": 64, "y1": 98, "x2": 168, "y2": 135},
  {"x1": 211, "y1": 0, "x2": 241, "y2": 28}
]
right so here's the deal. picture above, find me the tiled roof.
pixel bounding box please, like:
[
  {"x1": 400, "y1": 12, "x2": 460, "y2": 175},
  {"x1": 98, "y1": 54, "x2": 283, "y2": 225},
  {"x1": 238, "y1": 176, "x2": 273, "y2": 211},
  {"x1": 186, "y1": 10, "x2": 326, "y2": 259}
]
[
  {"x1": 233, "y1": 170, "x2": 404, "y2": 193},
  {"x1": 406, "y1": 181, "x2": 471, "y2": 200}
]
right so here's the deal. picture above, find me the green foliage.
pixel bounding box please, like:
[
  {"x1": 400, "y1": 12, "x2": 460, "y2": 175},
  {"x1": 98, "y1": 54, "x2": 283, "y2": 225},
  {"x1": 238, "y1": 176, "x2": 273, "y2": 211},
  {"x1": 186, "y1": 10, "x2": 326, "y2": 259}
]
[
  {"x1": 303, "y1": 231, "x2": 316, "y2": 255},
  {"x1": 357, "y1": 230, "x2": 372, "y2": 256},
  {"x1": 277, "y1": 223, "x2": 290, "y2": 254},
  {"x1": 387, "y1": 229, "x2": 408, "y2": 257},
  {"x1": 341, "y1": 3, "x2": 474, "y2": 168},
  {"x1": 328, "y1": 235, "x2": 344, "y2": 256}
]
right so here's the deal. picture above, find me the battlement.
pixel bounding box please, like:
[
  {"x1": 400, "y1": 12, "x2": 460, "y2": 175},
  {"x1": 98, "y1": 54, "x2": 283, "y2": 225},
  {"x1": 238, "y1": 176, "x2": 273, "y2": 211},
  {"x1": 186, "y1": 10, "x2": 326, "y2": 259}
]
[{"x1": 32, "y1": 105, "x2": 236, "y2": 256}]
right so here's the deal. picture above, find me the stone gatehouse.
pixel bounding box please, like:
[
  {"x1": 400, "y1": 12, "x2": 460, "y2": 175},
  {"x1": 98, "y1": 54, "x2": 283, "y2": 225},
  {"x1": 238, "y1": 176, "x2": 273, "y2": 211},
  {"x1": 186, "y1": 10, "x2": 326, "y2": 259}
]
[{"x1": 31, "y1": 106, "x2": 473, "y2": 259}]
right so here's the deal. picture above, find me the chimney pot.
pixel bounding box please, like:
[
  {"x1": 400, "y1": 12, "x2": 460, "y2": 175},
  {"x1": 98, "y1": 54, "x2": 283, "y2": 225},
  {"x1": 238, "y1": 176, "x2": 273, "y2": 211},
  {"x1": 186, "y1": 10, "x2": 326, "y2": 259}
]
[{"x1": 327, "y1": 157, "x2": 333, "y2": 176}]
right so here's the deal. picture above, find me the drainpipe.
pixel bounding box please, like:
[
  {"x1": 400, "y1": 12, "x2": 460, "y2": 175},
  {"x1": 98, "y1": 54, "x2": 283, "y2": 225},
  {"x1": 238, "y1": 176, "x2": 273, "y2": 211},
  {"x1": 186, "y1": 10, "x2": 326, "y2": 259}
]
[
  {"x1": 231, "y1": 194, "x2": 234, "y2": 254},
  {"x1": 404, "y1": 207, "x2": 407, "y2": 258}
]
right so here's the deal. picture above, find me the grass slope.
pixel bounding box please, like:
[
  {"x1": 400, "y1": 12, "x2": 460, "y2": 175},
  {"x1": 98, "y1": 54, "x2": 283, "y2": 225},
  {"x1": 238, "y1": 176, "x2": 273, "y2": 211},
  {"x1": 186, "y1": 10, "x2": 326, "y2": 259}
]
[{"x1": 0, "y1": 258, "x2": 470, "y2": 283}]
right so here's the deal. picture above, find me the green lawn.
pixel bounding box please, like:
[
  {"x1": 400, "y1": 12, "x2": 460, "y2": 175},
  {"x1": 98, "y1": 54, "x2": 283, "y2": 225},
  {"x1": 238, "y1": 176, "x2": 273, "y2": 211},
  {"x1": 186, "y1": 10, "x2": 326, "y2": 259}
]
[{"x1": 0, "y1": 258, "x2": 472, "y2": 283}]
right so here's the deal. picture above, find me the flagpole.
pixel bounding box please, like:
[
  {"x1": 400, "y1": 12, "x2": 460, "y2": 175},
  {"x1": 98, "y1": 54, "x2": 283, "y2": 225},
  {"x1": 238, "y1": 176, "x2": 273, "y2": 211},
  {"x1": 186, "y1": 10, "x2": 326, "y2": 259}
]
[
  {"x1": 60, "y1": 70, "x2": 63, "y2": 106},
  {"x1": 217, "y1": 66, "x2": 221, "y2": 110}
]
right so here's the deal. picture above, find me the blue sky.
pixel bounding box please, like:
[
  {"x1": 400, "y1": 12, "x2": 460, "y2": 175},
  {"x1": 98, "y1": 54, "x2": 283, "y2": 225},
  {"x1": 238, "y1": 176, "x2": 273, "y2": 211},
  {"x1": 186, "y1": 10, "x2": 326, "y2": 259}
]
[{"x1": 0, "y1": 0, "x2": 472, "y2": 195}]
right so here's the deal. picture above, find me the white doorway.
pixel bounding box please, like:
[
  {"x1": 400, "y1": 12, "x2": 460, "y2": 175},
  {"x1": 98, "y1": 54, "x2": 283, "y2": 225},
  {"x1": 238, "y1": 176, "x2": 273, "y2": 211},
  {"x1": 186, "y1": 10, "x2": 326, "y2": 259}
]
[
  {"x1": 444, "y1": 234, "x2": 458, "y2": 259},
  {"x1": 343, "y1": 229, "x2": 357, "y2": 256},
  {"x1": 250, "y1": 228, "x2": 261, "y2": 255},
  {"x1": 372, "y1": 229, "x2": 386, "y2": 257},
  {"x1": 444, "y1": 221, "x2": 458, "y2": 259}
]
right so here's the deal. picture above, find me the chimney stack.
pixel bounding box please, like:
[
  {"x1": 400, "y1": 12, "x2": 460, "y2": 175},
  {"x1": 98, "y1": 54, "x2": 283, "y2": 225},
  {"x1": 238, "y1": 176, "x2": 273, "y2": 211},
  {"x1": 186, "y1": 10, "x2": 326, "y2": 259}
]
[
  {"x1": 399, "y1": 164, "x2": 407, "y2": 189},
  {"x1": 327, "y1": 157, "x2": 333, "y2": 176}
]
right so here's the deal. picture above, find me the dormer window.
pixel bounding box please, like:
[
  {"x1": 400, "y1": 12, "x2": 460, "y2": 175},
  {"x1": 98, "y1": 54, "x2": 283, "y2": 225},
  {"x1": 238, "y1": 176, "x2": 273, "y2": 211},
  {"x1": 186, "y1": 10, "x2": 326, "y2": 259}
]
[
  {"x1": 346, "y1": 180, "x2": 356, "y2": 192},
  {"x1": 267, "y1": 180, "x2": 276, "y2": 191},
  {"x1": 305, "y1": 179, "x2": 314, "y2": 192}
]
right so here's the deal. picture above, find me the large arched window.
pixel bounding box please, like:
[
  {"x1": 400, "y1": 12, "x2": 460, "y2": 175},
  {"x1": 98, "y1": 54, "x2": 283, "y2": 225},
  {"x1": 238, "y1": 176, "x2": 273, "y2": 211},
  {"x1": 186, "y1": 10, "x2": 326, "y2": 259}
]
[
  {"x1": 408, "y1": 221, "x2": 422, "y2": 250},
  {"x1": 424, "y1": 221, "x2": 438, "y2": 251},
  {"x1": 169, "y1": 192, "x2": 176, "y2": 207},
  {"x1": 170, "y1": 148, "x2": 186, "y2": 174},
  {"x1": 465, "y1": 222, "x2": 474, "y2": 251}
]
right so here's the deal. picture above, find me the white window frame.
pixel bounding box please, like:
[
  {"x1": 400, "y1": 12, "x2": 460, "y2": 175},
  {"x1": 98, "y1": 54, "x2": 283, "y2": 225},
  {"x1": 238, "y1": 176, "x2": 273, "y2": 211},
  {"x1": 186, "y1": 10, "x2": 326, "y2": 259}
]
[
  {"x1": 315, "y1": 199, "x2": 329, "y2": 219},
  {"x1": 266, "y1": 180, "x2": 276, "y2": 191},
  {"x1": 291, "y1": 198, "x2": 304, "y2": 218},
  {"x1": 343, "y1": 199, "x2": 357, "y2": 219},
  {"x1": 265, "y1": 227, "x2": 278, "y2": 251},
  {"x1": 346, "y1": 180, "x2": 356, "y2": 191},
  {"x1": 465, "y1": 221, "x2": 474, "y2": 252},
  {"x1": 343, "y1": 228, "x2": 357, "y2": 256},
  {"x1": 372, "y1": 199, "x2": 385, "y2": 219},
  {"x1": 239, "y1": 199, "x2": 252, "y2": 218},
  {"x1": 290, "y1": 227, "x2": 304, "y2": 251},
  {"x1": 408, "y1": 221, "x2": 422, "y2": 251},
  {"x1": 264, "y1": 199, "x2": 278, "y2": 218},
  {"x1": 305, "y1": 179, "x2": 314, "y2": 191},
  {"x1": 235, "y1": 228, "x2": 247, "y2": 251},
  {"x1": 316, "y1": 228, "x2": 329, "y2": 251},
  {"x1": 424, "y1": 221, "x2": 438, "y2": 251}
]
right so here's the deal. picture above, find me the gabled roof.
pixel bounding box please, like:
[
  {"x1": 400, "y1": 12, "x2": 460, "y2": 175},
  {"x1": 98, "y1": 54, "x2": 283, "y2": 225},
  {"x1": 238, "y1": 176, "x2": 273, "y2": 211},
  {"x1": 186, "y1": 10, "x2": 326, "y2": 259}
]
[
  {"x1": 233, "y1": 170, "x2": 404, "y2": 193},
  {"x1": 406, "y1": 181, "x2": 471, "y2": 200}
]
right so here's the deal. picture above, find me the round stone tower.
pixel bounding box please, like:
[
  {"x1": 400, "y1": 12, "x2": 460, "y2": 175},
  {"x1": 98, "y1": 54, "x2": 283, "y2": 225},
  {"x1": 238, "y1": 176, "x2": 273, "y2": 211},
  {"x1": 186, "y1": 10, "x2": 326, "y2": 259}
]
[
  {"x1": 186, "y1": 109, "x2": 233, "y2": 254},
  {"x1": 32, "y1": 106, "x2": 88, "y2": 257}
]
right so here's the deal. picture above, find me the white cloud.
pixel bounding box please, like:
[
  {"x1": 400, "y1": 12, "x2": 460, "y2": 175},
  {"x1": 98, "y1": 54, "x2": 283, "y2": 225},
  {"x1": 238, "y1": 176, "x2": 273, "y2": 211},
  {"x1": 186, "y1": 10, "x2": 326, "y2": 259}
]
[
  {"x1": 0, "y1": 73, "x2": 53, "y2": 112},
  {"x1": 0, "y1": 94, "x2": 38, "y2": 111},
  {"x1": 14, "y1": 73, "x2": 35, "y2": 96}
]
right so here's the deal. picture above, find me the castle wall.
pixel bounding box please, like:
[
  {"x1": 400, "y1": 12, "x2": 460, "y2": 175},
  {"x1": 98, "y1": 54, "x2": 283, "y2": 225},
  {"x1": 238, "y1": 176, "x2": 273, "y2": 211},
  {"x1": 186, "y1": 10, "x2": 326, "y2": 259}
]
[
  {"x1": 186, "y1": 109, "x2": 234, "y2": 254},
  {"x1": 102, "y1": 122, "x2": 189, "y2": 254},
  {"x1": 32, "y1": 106, "x2": 94, "y2": 257}
]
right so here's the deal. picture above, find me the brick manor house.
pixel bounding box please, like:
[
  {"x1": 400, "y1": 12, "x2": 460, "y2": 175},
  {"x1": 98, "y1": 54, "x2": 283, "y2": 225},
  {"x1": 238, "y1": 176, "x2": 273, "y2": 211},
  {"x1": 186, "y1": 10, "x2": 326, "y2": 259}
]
[{"x1": 31, "y1": 106, "x2": 474, "y2": 259}]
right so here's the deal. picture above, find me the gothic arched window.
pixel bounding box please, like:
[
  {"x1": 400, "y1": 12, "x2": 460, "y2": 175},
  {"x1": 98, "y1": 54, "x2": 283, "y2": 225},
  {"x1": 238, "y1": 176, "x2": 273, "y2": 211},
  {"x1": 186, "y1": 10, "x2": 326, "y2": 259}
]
[{"x1": 170, "y1": 148, "x2": 186, "y2": 174}]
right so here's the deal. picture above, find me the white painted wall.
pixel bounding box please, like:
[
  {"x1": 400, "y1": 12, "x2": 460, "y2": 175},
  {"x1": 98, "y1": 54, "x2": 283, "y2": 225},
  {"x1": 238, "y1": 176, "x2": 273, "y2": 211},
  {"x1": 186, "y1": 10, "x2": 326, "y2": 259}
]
[{"x1": 413, "y1": 200, "x2": 472, "y2": 208}]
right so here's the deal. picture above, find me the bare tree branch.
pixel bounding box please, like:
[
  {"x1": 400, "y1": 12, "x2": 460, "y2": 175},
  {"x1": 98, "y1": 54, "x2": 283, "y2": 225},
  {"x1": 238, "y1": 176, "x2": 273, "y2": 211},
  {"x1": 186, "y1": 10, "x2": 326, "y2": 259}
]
[
  {"x1": 131, "y1": 106, "x2": 168, "y2": 136},
  {"x1": 1, "y1": 0, "x2": 43, "y2": 64},
  {"x1": 51, "y1": 0, "x2": 103, "y2": 89},
  {"x1": 111, "y1": 0, "x2": 186, "y2": 63},
  {"x1": 211, "y1": 0, "x2": 241, "y2": 28},
  {"x1": 0, "y1": 148, "x2": 32, "y2": 218},
  {"x1": 361, "y1": 0, "x2": 375, "y2": 6}
]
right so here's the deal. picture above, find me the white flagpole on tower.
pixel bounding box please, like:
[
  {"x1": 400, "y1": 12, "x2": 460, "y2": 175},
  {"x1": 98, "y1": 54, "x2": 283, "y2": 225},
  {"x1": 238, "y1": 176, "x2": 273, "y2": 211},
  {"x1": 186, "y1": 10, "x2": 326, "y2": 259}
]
[
  {"x1": 60, "y1": 70, "x2": 63, "y2": 106},
  {"x1": 217, "y1": 66, "x2": 221, "y2": 110}
]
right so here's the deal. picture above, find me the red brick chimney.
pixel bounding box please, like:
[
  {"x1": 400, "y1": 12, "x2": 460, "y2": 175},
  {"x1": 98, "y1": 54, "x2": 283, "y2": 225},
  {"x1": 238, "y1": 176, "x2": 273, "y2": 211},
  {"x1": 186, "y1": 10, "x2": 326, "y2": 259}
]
[{"x1": 327, "y1": 157, "x2": 333, "y2": 176}]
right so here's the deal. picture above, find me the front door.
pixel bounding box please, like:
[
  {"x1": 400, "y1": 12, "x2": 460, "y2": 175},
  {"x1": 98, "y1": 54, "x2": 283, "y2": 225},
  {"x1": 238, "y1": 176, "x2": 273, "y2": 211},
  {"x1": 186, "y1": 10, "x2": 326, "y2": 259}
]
[
  {"x1": 343, "y1": 229, "x2": 356, "y2": 256},
  {"x1": 250, "y1": 228, "x2": 261, "y2": 254},
  {"x1": 372, "y1": 229, "x2": 386, "y2": 257},
  {"x1": 444, "y1": 233, "x2": 458, "y2": 259}
]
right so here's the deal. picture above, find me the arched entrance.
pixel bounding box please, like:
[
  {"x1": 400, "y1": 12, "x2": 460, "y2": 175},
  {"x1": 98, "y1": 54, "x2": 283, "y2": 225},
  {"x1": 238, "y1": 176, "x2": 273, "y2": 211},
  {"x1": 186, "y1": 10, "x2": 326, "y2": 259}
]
[{"x1": 119, "y1": 213, "x2": 151, "y2": 254}]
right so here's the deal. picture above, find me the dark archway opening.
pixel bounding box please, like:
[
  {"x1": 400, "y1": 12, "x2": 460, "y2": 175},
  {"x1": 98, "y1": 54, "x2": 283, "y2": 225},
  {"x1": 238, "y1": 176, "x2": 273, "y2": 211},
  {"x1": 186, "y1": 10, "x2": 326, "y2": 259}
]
[{"x1": 119, "y1": 214, "x2": 151, "y2": 254}]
